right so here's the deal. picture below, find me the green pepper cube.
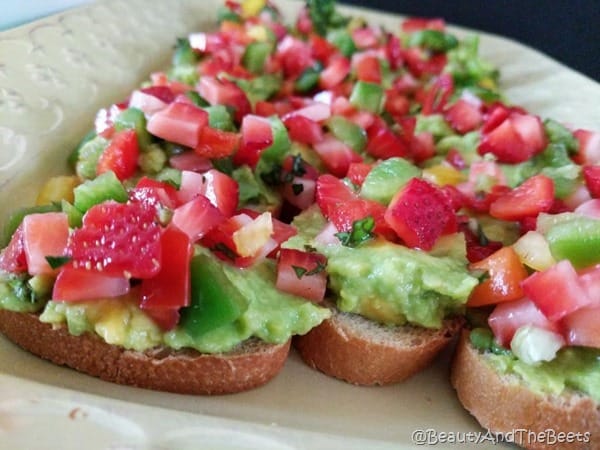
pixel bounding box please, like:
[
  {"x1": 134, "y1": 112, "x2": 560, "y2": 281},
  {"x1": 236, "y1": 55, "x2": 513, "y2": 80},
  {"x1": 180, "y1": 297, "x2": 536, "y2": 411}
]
[
  {"x1": 349, "y1": 81, "x2": 384, "y2": 114},
  {"x1": 259, "y1": 116, "x2": 291, "y2": 165},
  {"x1": 546, "y1": 218, "x2": 600, "y2": 269},
  {"x1": 242, "y1": 41, "x2": 272, "y2": 74},
  {"x1": 327, "y1": 116, "x2": 366, "y2": 153},
  {"x1": 114, "y1": 107, "x2": 152, "y2": 150},
  {"x1": 179, "y1": 252, "x2": 249, "y2": 338}
]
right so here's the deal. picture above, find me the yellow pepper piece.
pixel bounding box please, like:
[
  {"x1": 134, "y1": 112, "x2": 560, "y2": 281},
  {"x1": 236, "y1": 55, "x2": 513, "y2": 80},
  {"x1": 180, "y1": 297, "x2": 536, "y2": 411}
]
[
  {"x1": 247, "y1": 25, "x2": 269, "y2": 42},
  {"x1": 422, "y1": 164, "x2": 466, "y2": 186},
  {"x1": 479, "y1": 77, "x2": 497, "y2": 91},
  {"x1": 241, "y1": 0, "x2": 266, "y2": 18},
  {"x1": 36, "y1": 175, "x2": 80, "y2": 205}
]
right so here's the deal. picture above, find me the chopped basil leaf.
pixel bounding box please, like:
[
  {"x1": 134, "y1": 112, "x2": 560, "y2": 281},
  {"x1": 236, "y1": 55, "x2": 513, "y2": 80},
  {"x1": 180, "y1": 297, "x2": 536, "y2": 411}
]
[
  {"x1": 335, "y1": 216, "x2": 375, "y2": 247},
  {"x1": 45, "y1": 256, "x2": 72, "y2": 270}
]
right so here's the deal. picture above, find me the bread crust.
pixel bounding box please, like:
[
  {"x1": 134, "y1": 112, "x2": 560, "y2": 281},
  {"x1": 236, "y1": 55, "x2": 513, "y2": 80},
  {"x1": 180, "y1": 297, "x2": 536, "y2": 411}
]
[
  {"x1": 451, "y1": 331, "x2": 600, "y2": 450},
  {"x1": 294, "y1": 307, "x2": 463, "y2": 386},
  {"x1": 0, "y1": 308, "x2": 290, "y2": 395}
]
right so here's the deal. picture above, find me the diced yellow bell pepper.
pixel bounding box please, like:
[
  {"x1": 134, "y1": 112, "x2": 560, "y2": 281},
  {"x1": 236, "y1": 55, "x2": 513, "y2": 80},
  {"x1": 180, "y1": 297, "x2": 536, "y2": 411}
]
[
  {"x1": 422, "y1": 164, "x2": 466, "y2": 186},
  {"x1": 247, "y1": 25, "x2": 269, "y2": 42},
  {"x1": 241, "y1": 0, "x2": 266, "y2": 18},
  {"x1": 36, "y1": 175, "x2": 80, "y2": 205}
]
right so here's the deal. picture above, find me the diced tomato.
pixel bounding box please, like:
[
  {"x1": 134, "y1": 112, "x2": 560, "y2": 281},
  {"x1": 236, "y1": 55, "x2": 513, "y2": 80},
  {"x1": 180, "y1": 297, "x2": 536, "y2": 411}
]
[
  {"x1": 287, "y1": 102, "x2": 332, "y2": 122},
  {"x1": 171, "y1": 195, "x2": 226, "y2": 241},
  {"x1": 365, "y1": 117, "x2": 410, "y2": 159},
  {"x1": 199, "y1": 169, "x2": 239, "y2": 217},
  {"x1": 573, "y1": 129, "x2": 600, "y2": 165},
  {"x1": 445, "y1": 148, "x2": 467, "y2": 170},
  {"x1": 385, "y1": 33, "x2": 403, "y2": 70},
  {"x1": 402, "y1": 48, "x2": 447, "y2": 78},
  {"x1": 384, "y1": 178, "x2": 457, "y2": 250},
  {"x1": 562, "y1": 305, "x2": 600, "y2": 348},
  {"x1": 96, "y1": 129, "x2": 139, "y2": 181},
  {"x1": 234, "y1": 114, "x2": 273, "y2": 167},
  {"x1": 355, "y1": 55, "x2": 381, "y2": 83},
  {"x1": 140, "y1": 226, "x2": 193, "y2": 330},
  {"x1": 583, "y1": 165, "x2": 600, "y2": 198},
  {"x1": 195, "y1": 127, "x2": 240, "y2": 159},
  {"x1": 197, "y1": 76, "x2": 251, "y2": 123},
  {"x1": 22, "y1": 212, "x2": 69, "y2": 276},
  {"x1": 489, "y1": 174, "x2": 555, "y2": 221},
  {"x1": 313, "y1": 134, "x2": 362, "y2": 177},
  {"x1": 68, "y1": 201, "x2": 161, "y2": 279},
  {"x1": 52, "y1": 268, "x2": 130, "y2": 302},
  {"x1": 276, "y1": 248, "x2": 327, "y2": 302},
  {"x1": 574, "y1": 198, "x2": 600, "y2": 219},
  {"x1": 444, "y1": 99, "x2": 482, "y2": 134},
  {"x1": 319, "y1": 56, "x2": 351, "y2": 90},
  {"x1": 467, "y1": 247, "x2": 529, "y2": 307},
  {"x1": 277, "y1": 36, "x2": 314, "y2": 78},
  {"x1": 352, "y1": 27, "x2": 379, "y2": 49},
  {"x1": 169, "y1": 152, "x2": 213, "y2": 173},
  {"x1": 478, "y1": 113, "x2": 547, "y2": 163},
  {"x1": 488, "y1": 298, "x2": 559, "y2": 348},
  {"x1": 521, "y1": 260, "x2": 593, "y2": 322},
  {"x1": 347, "y1": 162, "x2": 372, "y2": 186},
  {"x1": 147, "y1": 102, "x2": 209, "y2": 149}
]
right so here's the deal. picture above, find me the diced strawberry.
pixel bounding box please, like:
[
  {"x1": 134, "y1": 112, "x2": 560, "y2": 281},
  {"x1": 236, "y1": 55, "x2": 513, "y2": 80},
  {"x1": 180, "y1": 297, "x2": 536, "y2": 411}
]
[
  {"x1": 355, "y1": 55, "x2": 381, "y2": 83},
  {"x1": 489, "y1": 174, "x2": 555, "y2": 221},
  {"x1": 96, "y1": 129, "x2": 139, "y2": 181},
  {"x1": 365, "y1": 117, "x2": 410, "y2": 159},
  {"x1": 444, "y1": 99, "x2": 483, "y2": 134},
  {"x1": 169, "y1": 152, "x2": 213, "y2": 173},
  {"x1": 277, "y1": 36, "x2": 314, "y2": 78},
  {"x1": 384, "y1": 89, "x2": 410, "y2": 117},
  {"x1": 347, "y1": 162, "x2": 373, "y2": 186},
  {"x1": 402, "y1": 48, "x2": 447, "y2": 78},
  {"x1": 478, "y1": 113, "x2": 546, "y2": 163},
  {"x1": 319, "y1": 56, "x2": 351, "y2": 90},
  {"x1": 234, "y1": 114, "x2": 273, "y2": 167},
  {"x1": 195, "y1": 127, "x2": 240, "y2": 159},
  {"x1": 287, "y1": 102, "x2": 332, "y2": 122},
  {"x1": 401, "y1": 17, "x2": 446, "y2": 32},
  {"x1": 583, "y1": 165, "x2": 600, "y2": 198},
  {"x1": 0, "y1": 224, "x2": 27, "y2": 273},
  {"x1": 139, "y1": 85, "x2": 175, "y2": 104},
  {"x1": 409, "y1": 132, "x2": 435, "y2": 164},
  {"x1": 445, "y1": 148, "x2": 467, "y2": 170},
  {"x1": 132, "y1": 177, "x2": 179, "y2": 210},
  {"x1": 147, "y1": 102, "x2": 209, "y2": 149},
  {"x1": 171, "y1": 195, "x2": 226, "y2": 241},
  {"x1": 197, "y1": 76, "x2": 251, "y2": 123},
  {"x1": 352, "y1": 27, "x2": 379, "y2": 49},
  {"x1": 68, "y1": 201, "x2": 161, "y2": 279},
  {"x1": 385, "y1": 33, "x2": 403, "y2": 70},
  {"x1": 283, "y1": 115, "x2": 324, "y2": 145},
  {"x1": 313, "y1": 134, "x2": 362, "y2": 177},
  {"x1": 421, "y1": 73, "x2": 454, "y2": 115},
  {"x1": 573, "y1": 129, "x2": 600, "y2": 165},
  {"x1": 384, "y1": 178, "x2": 457, "y2": 250},
  {"x1": 199, "y1": 169, "x2": 239, "y2": 217},
  {"x1": 127, "y1": 90, "x2": 168, "y2": 117}
]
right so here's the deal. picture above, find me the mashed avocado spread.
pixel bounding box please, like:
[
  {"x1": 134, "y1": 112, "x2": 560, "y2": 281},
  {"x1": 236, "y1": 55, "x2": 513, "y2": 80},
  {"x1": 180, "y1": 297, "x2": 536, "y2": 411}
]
[
  {"x1": 286, "y1": 206, "x2": 478, "y2": 328},
  {"x1": 28, "y1": 252, "x2": 331, "y2": 354},
  {"x1": 485, "y1": 347, "x2": 600, "y2": 403}
]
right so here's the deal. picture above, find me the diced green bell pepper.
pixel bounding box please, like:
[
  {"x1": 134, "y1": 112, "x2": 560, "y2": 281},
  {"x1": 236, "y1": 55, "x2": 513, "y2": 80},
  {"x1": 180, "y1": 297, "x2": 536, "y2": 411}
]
[
  {"x1": 113, "y1": 107, "x2": 152, "y2": 150},
  {"x1": 204, "y1": 105, "x2": 236, "y2": 131},
  {"x1": 75, "y1": 135, "x2": 109, "y2": 180},
  {"x1": 545, "y1": 217, "x2": 600, "y2": 269},
  {"x1": 326, "y1": 28, "x2": 356, "y2": 57},
  {"x1": 242, "y1": 41, "x2": 273, "y2": 74},
  {"x1": 349, "y1": 81, "x2": 384, "y2": 114},
  {"x1": 260, "y1": 116, "x2": 291, "y2": 165},
  {"x1": 73, "y1": 171, "x2": 128, "y2": 214},
  {"x1": 179, "y1": 252, "x2": 249, "y2": 338},
  {"x1": 327, "y1": 115, "x2": 366, "y2": 153},
  {"x1": 407, "y1": 30, "x2": 458, "y2": 52},
  {"x1": 295, "y1": 63, "x2": 323, "y2": 93}
]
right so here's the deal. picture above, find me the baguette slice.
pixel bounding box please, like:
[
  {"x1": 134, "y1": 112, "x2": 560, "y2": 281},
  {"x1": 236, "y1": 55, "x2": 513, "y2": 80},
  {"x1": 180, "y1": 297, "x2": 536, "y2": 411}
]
[
  {"x1": 0, "y1": 308, "x2": 290, "y2": 395},
  {"x1": 451, "y1": 331, "x2": 600, "y2": 450},
  {"x1": 294, "y1": 305, "x2": 463, "y2": 385}
]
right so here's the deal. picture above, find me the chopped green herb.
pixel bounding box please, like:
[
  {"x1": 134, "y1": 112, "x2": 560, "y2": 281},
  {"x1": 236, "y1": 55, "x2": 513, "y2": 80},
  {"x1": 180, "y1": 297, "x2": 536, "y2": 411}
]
[
  {"x1": 292, "y1": 183, "x2": 304, "y2": 195},
  {"x1": 335, "y1": 216, "x2": 375, "y2": 247},
  {"x1": 45, "y1": 256, "x2": 72, "y2": 270}
]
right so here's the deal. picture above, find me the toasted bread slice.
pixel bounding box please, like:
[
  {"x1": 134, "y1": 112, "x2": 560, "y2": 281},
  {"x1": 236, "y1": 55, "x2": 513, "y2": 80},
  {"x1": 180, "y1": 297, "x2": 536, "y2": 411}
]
[
  {"x1": 451, "y1": 331, "x2": 600, "y2": 450},
  {"x1": 294, "y1": 305, "x2": 463, "y2": 386},
  {"x1": 0, "y1": 308, "x2": 290, "y2": 395}
]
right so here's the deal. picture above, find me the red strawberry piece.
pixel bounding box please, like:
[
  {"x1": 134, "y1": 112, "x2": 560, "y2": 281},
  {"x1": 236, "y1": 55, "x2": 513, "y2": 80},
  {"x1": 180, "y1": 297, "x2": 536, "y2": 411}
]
[
  {"x1": 583, "y1": 165, "x2": 600, "y2": 198},
  {"x1": 384, "y1": 178, "x2": 457, "y2": 250},
  {"x1": 68, "y1": 201, "x2": 162, "y2": 279}
]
